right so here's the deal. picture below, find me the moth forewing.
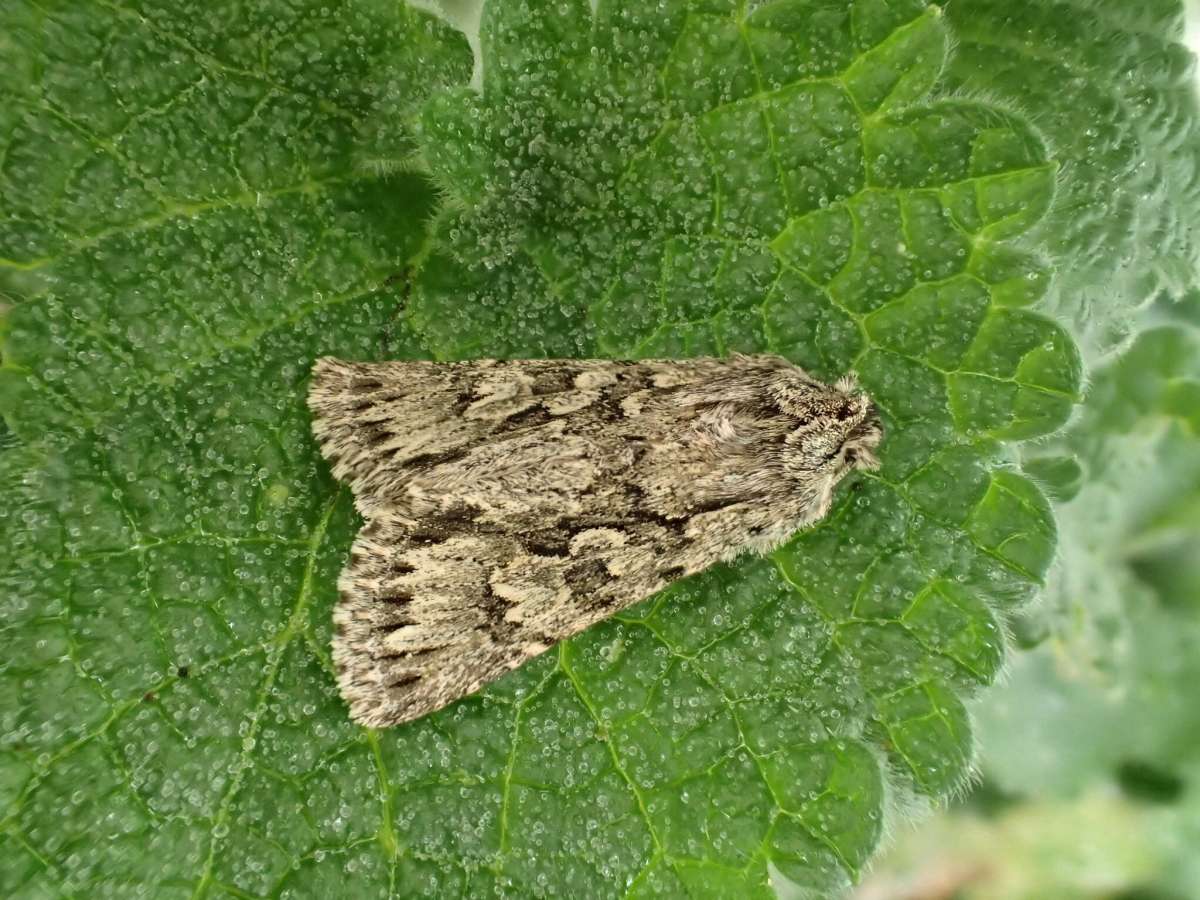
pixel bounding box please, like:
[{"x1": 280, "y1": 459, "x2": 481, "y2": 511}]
[{"x1": 308, "y1": 354, "x2": 882, "y2": 728}]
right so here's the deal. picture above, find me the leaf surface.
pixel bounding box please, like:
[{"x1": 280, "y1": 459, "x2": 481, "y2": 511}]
[
  {"x1": 944, "y1": 0, "x2": 1200, "y2": 351},
  {"x1": 12, "y1": 0, "x2": 1192, "y2": 895}
]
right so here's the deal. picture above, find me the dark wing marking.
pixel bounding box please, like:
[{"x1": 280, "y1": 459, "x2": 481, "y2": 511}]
[
  {"x1": 331, "y1": 513, "x2": 713, "y2": 727},
  {"x1": 308, "y1": 357, "x2": 640, "y2": 518},
  {"x1": 332, "y1": 517, "x2": 555, "y2": 726}
]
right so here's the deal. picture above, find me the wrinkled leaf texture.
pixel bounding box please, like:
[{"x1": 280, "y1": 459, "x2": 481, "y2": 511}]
[{"x1": 0, "y1": 0, "x2": 1193, "y2": 896}]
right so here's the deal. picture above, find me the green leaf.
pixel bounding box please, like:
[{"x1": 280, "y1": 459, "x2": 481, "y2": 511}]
[
  {"x1": 984, "y1": 314, "x2": 1200, "y2": 796},
  {"x1": 943, "y1": 0, "x2": 1200, "y2": 818},
  {"x1": 863, "y1": 310, "x2": 1200, "y2": 899},
  {"x1": 943, "y1": 0, "x2": 1200, "y2": 352},
  {"x1": 0, "y1": 1, "x2": 473, "y2": 896},
  {"x1": 6, "y1": 0, "x2": 1168, "y2": 894}
]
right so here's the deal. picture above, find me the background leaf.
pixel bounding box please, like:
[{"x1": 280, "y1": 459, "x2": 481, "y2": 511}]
[
  {"x1": 857, "y1": 297, "x2": 1200, "y2": 899},
  {"x1": 982, "y1": 298, "x2": 1200, "y2": 796},
  {"x1": 944, "y1": 0, "x2": 1200, "y2": 354},
  {"x1": 855, "y1": 1, "x2": 1200, "y2": 891}
]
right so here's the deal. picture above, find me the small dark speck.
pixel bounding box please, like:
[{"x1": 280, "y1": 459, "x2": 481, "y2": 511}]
[
  {"x1": 176, "y1": 666, "x2": 190, "y2": 678},
  {"x1": 143, "y1": 692, "x2": 156, "y2": 702}
]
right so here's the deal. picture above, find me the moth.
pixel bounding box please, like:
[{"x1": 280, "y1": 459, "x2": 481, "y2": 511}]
[{"x1": 308, "y1": 355, "x2": 882, "y2": 728}]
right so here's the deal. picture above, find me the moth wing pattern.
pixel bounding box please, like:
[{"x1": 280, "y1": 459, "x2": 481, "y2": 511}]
[
  {"x1": 308, "y1": 356, "x2": 689, "y2": 516},
  {"x1": 307, "y1": 355, "x2": 883, "y2": 727},
  {"x1": 333, "y1": 516, "x2": 556, "y2": 726},
  {"x1": 309, "y1": 356, "x2": 704, "y2": 726}
]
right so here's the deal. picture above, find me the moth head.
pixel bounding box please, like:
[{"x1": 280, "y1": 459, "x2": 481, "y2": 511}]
[{"x1": 774, "y1": 372, "x2": 883, "y2": 482}]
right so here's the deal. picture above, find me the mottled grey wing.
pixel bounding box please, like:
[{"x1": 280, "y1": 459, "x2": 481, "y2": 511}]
[
  {"x1": 306, "y1": 354, "x2": 813, "y2": 727},
  {"x1": 308, "y1": 356, "x2": 537, "y2": 519},
  {"x1": 308, "y1": 357, "x2": 678, "y2": 726},
  {"x1": 331, "y1": 517, "x2": 561, "y2": 727},
  {"x1": 332, "y1": 511, "x2": 699, "y2": 727}
]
